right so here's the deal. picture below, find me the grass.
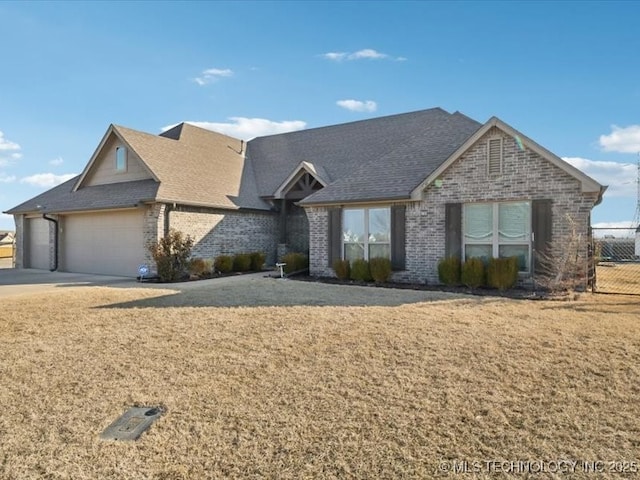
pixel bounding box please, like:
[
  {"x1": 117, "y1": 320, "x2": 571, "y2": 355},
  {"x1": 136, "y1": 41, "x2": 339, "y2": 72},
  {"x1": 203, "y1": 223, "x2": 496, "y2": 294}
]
[
  {"x1": 2, "y1": 278, "x2": 640, "y2": 479},
  {"x1": 595, "y1": 262, "x2": 640, "y2": 294}
]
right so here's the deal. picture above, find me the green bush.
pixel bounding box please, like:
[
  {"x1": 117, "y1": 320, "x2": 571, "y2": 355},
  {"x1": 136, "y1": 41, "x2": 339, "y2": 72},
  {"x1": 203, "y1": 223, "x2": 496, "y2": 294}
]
[
  {"x1": 487, "y1": 256, "x2": 519, "y2": 291},
  {"x1": 333, "y1": 259, "x2": 351, "y2": 280},
  {"x1": 461, "y1": 257, "x2": 485, "y2": 288},
  {"x1": 249, "y1": 251, "x2": 266, "y2": 271},
  {"x1": 148, "y1": 229, "x2": 194, "y2": 282},
  {"x1": 188, "y1": 257, "x2": 209, "y2": 277},
  {"x1": 438, "y1": 256, "x2": 460, "y2": 286},
  {"x1": 369, "y1": 257, "x2": 392, "y2": 283},
  {"x1": 350, "y1": 259, "x2": 372, "y2": 282},
  {"x1": 233, "y1": 253, "x2": 252, "y2": 272},
  {"x1": 214, "y1": 255, "x2": 233, "y2": 274},
  {"x1": 281, "y1": 252, "x2": 309, "y2": 274}
]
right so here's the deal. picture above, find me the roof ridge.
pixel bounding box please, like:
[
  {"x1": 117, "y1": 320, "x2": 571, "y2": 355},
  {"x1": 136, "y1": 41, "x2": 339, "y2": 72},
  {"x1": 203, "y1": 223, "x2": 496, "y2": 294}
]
[{"x1": 249, "y1": 107, "x2": 452, "y2": 141}]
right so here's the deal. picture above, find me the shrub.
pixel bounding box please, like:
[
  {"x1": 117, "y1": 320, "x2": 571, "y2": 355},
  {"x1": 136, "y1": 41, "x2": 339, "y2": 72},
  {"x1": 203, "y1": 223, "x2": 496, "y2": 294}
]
[
  {"x1": 188, "y1": 257, "x2": 209, "y2": 277},
  {"x1": 369, "y1": 257, "x2": 392, "y2": 283},
  {"x1": 214, "y1": 255, "x2": 233, "y2": 274},
  {"x1": 233, "y1": 253, "x2": 252, "y2": 272},
  {"x1": 438, "y1": 256, "x2": 460, "y2": 286},
  {"x1": 148, "y1": 229, "x2": 194, "y2": 282},
  {"x1": 350, "y1": 259, "x2": 372, "y2": 282},
  {"x1": 249, "y1": 251, "x2": 266, "y2": 271},
  {"x1": 333, "y1": 259, "x2": 350, "y2": 280},
  {"x1": 461, "y1": 257, "x2": 485, "y2": 288},
  {"x1": 487, "y1": 256, "x2": 519, "y2": 290},
  {"x1": 281, "y1": 252, "x2": 309, "y2": 274}
]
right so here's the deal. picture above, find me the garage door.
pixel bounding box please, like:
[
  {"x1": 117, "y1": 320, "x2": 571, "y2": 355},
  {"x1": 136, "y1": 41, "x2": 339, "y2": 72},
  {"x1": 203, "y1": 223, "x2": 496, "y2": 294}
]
[
  {"x1": 63, "y1": 210, "x2": 145, "y2": 277},
  {"x1": 27, "y1": 217, "x2": 50, "y2": 269}
]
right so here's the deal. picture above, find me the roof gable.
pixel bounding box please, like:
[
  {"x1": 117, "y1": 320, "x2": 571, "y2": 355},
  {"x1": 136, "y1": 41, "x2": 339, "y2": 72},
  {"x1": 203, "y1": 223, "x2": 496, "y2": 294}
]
[
  {"x1": 249, "y1": 108, "x2": 482, "y2": 206},
  {"x1": 410, "y1": 117, "x2": 603, "y2": 200}
]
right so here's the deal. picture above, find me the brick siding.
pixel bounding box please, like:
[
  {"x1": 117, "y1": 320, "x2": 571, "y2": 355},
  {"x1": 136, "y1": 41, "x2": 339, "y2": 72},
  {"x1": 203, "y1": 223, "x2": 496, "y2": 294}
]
[
  {"x1": 308, "y1": 128, "x2": 600, "y2": 285},
  {"x1": 166, "y1": 205, "x2": 279, "y2": 265}
]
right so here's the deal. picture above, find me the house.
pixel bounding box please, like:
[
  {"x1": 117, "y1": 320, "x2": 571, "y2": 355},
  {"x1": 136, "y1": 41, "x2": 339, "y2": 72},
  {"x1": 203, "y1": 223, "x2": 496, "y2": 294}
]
[
  {"x1": 5, "y1": 108, "x2": 605, "y2": 285},
  {"x1": 0, "y1": 231, "x2": 15, "y2": 260}
]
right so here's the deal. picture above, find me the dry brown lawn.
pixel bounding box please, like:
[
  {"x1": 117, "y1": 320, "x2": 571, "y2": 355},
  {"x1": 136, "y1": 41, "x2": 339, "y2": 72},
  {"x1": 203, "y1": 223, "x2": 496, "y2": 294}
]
[
  {"x1": 2, "y1": 279, "x2": 640, "y2": 479},
  {"x1": 596, "y1": 262, "x2": 640, "y2": 295}
]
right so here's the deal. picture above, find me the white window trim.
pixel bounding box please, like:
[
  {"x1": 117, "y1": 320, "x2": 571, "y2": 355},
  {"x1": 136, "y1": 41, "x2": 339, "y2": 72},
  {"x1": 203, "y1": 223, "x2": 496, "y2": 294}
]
[
  {"x1": 115, "y1": 146, "x2": 128, "y2": 173},
  {"x1": 342, "y1": 207, "x2": 391, "y2": 261},
  {"x1": 463, "y1": 201, "x2": 532, "y2": 273}
]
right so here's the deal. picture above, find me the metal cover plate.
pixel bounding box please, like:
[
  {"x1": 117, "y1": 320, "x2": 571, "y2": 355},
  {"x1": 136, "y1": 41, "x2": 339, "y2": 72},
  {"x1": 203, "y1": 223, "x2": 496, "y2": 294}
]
[{"x1": 100, "y1": 406, "x2": 163, "y2": 441}]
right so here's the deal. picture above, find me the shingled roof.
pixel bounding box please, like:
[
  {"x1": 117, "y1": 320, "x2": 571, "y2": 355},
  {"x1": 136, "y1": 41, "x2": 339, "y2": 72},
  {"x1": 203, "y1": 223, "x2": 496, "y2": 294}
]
[
  {"x1": 6, "y1": 177, "x2": 159, "y2": 214},
  {"x1": 112, "y1": 123, "x2": 270, "y2": 210},
  {"x1": 7, "y1": 108, "x2": 488, "y2": 215},
  {"x1": 7, "y1": 123, "x2": 271, "y2": 215},
  {"x1": 247, "y1": 107, "x2": 482, "y2": 204}
]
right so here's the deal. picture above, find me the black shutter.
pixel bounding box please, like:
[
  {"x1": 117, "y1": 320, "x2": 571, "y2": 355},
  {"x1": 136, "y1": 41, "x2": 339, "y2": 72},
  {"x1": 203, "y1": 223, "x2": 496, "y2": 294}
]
[
  {"x1": 445, "y1": 203, "x2": 462, "y2": 259},
  {"x1": 391, "y1": 205, "x2": 406, "y2": 270},
  {"x1": 328, "y1": 208, "x2": 342, "y2": 267},
  {"x1": 532, "y1": 199, "x2": 552, "y2": 273}
]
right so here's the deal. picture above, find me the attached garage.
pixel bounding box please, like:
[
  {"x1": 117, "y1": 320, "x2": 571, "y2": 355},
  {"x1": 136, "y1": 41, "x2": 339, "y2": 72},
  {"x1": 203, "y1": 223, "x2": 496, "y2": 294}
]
[
  {"x1": 26, "y1": 217, "x2": 50, "y2": 269},
  {"x1": 62, "y1": 209, "x2": 146, "y2": 277}
]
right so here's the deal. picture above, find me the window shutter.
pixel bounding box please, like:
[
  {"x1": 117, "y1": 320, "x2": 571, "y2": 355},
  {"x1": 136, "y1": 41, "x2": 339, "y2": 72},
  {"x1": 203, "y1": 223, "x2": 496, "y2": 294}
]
[
  {"x1": 391, "y1": 205, "x2": 406, "y2": 270},
  {"x1": 327, "y1": 208, "x2": 342, "y2": 267},
  {"x1": 532, "y1": 199, "x2": 552, "y2": 273},
  {"x1": 445, "y1": 203, "x2": 462, "y2": 259},
  {"x1": 487, "y1": 138, "x2": 502, "y2": 175}
]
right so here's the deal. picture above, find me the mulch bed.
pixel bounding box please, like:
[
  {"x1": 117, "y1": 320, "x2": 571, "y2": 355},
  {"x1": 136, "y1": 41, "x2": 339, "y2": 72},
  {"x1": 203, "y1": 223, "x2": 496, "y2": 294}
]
[{"x1": 289, "y1": 274, "x2": 560, "y2": 300}]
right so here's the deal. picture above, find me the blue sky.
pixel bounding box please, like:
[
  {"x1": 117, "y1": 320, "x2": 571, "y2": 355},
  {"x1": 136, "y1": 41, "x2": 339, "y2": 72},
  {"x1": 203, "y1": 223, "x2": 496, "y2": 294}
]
[{"x1": 1, "y1": 0, "x2": 639, "y2": 232}]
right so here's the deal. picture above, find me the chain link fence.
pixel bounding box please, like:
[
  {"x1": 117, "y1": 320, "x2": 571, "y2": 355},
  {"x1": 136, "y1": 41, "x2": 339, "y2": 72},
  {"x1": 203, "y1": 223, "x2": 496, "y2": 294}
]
[{"x1": 591, "y1": 227, "x2": 640, "y2": 295}]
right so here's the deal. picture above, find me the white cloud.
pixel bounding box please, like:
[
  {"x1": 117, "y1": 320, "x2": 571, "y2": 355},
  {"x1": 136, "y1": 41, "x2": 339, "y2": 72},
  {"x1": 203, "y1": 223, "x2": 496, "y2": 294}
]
[
  {"x1": 194, "y1": 68, "x2": 233, "y2": 86},
  {"x1": 0, "y1": 131, "x2": 20, "y2": 151},
  {"x1": 49, "y1": 156, "x2": 64, "y2": 166},
  {"x1": 0, "y1": 131, "x2": 22, "y2": 167},
  {"x1": 321, "y1": 48, "x2": 405, "y2": 62},
  {"x1": 321, "y1": 52, "x2": 347, "y2": 61},
  {"x1": 349, "y1": 48, "x2": 388, "y2": 60},
  {"x1": 599, "y1": 125, "x2": 640, "y2": 153},
  {"x1": 0, "y1": 173, "x2": 16, "y2": 183},
  {"x1": 20, "y1": 173, "x2": 77, "y2": 188},
  {"x1": 563, "y1": 157, "x2": 637, "y2": 198},
  {"x1": 336, "y1": 99, "x2": 377, "y2": 113},
  {"x1": 163, "y1": 117, "x2": 307, "y2": 140}
]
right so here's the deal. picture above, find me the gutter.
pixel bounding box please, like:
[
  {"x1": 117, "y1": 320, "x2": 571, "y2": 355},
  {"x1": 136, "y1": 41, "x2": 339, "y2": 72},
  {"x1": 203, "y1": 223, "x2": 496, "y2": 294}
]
[{"x1": 42, "y1": 214, "x2": 58, "y2": 271}]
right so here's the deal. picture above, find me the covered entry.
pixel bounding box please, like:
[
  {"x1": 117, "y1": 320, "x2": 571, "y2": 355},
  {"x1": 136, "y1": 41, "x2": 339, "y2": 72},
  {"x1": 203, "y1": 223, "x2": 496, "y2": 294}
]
[{"x1": 62, "y1": 209, "x2": 146, "y2": 277}]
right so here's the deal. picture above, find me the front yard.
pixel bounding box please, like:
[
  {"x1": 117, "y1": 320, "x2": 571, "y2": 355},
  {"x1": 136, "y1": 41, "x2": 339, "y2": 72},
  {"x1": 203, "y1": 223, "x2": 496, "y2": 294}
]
[{"x1": 2, "y1": 279, "x2": 639, "y2": 479}]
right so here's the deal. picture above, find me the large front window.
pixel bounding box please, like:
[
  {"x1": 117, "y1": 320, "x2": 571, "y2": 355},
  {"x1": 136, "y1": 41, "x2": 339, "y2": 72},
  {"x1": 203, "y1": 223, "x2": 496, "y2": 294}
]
[
  {"x1": 343, "y1": 207, "x2": 390, "y2": 262},
  {"x1": 463, "y1": 201, "x2": 531, "y2": 271}
]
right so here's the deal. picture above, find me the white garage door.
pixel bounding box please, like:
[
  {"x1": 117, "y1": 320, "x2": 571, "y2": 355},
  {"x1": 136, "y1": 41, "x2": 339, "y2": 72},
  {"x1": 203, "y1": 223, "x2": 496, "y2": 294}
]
[
  {"x1": 27, "y1": 217, "x2": 50, "y2": 269},
  {"x1": 63, "y1": 210, "x2": 145, "y2": 277}
]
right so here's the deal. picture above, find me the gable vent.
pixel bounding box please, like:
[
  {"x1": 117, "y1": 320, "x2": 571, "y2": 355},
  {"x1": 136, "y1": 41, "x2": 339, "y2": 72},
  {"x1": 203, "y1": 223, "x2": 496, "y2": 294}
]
[{"x1": 487, "y1": 137, "x2": 502, "y2": 175}]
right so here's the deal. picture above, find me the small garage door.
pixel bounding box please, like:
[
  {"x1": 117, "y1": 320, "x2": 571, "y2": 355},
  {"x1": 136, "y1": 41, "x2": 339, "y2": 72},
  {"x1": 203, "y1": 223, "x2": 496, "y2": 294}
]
[
  {"x1": 63, "y1": 210, "x2": 145, "y2": 277},
  {"x1": 27, "y1": 217, "x2": 50, "y2": 269}
]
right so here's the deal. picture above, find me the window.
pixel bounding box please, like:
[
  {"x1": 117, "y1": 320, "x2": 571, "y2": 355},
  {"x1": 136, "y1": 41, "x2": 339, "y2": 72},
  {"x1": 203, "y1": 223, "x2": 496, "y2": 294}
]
[
  {"x1": 115, "y1": 146, "x2": 127, "y2": 172},
  {"x1": 487, "y1": 137, "x2": 502, "y2": 175},
  {"x1": 343, "y1": 207, "x2": 391, "y2": 262},
  {"x1": 463, "y1": 201, "x2": 531, "y2": 272}
]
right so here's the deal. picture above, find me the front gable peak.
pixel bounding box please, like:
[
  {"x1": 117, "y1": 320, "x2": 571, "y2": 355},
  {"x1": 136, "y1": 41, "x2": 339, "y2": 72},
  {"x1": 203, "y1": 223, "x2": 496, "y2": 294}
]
[
  {"x1": 73, "y1": 125, "x2": 159, "y2": 191},
  {"x1": 410, "y1": 117, "x2": 604, "y2": 200}
]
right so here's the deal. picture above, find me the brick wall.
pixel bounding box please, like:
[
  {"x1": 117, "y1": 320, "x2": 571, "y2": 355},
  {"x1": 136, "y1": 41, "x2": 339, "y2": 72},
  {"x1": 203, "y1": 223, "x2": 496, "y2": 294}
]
[
  {"x1": 307, "y1": 128, "x2": 600, "y2": 285},
  {"x1": 167, "y1": 205, "x2": 279, "y2": 265},
  {"x1": 307, "y1": 207, "x2": 332, "y2": 276}
]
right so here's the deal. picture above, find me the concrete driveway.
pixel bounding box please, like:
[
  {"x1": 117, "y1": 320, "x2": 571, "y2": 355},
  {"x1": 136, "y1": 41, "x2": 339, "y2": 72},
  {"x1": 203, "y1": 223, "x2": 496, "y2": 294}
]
[{"x1": 0, "y1": 267, "x2": 136, "y2": 298}]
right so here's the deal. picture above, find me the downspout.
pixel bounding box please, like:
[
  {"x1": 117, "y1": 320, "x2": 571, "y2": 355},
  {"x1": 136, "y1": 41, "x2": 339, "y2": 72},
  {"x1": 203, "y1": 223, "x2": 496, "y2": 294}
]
[
  {"x1": 42, "y1": 214, "x2": 58, "y2": 271},
  {"x1": 164, "y1": 203, "x2": 175, "y2": 236}
]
